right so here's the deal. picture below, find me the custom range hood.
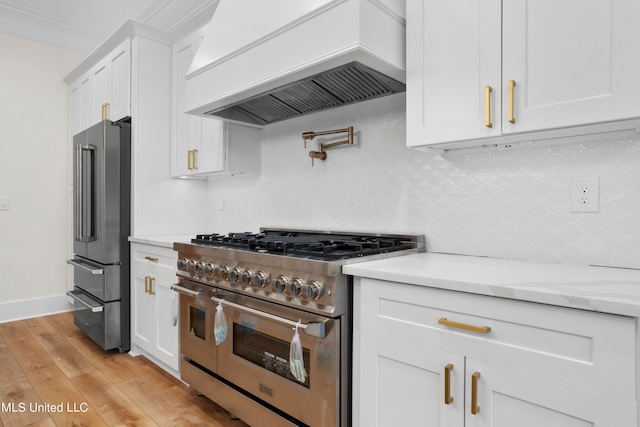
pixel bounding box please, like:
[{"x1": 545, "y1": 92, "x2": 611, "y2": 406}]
[{"x1": 184, "y1": 0, "x2": 406, "y2": 126}]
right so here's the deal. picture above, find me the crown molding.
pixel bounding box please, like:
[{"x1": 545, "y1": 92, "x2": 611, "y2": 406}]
[{"x1": 0, "y1": 3, "x2": 101, "y2": 53}]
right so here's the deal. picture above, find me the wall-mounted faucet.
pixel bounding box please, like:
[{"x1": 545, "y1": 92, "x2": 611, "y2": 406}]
[{"x1": 301, "y1": 126, "x2": 354, "y2": 166}]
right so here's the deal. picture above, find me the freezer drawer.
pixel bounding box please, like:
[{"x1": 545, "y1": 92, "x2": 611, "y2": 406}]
[
  {"x1": 68, "y1": 257, "x2": 120, "y2": 302},
  {"x1": 68, "y1": 287, "x2": 122, "y2": 351}
]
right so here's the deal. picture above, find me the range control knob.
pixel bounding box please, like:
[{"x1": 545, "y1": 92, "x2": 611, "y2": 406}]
[
  {"x1": 187, "y1": 259, "x2": 199, "y2": 273},
  {"x1": 252, "y1": 271, "x2": 269, "y2": 288},
  {"x1": 229, "y1": 267, "x2": 244, "y2": 283},
  {"x1": 273, "y1": 275, "x2": 290, "y2": 293},
  {"x1": 287, "y1": 278, "x2": 304, "y2": 296},
  {"x1": 194, "y1": 261, "x2": 205, "y2": 275},
  {"x1": 204, "y1": 263, "x2": 217, "y2": 277},
  {"x1": 177, "y1": 258, "x2": 189, "y2": 271},
  {"x1": 240, "y1": 269, "x2": 254, "y2": 285},
  {"x1": 301, "y1": 281, "x2": 324, "y2": 300},
  {"x1": 218, "y1": 265, "x2": 230, "y2": 280}
]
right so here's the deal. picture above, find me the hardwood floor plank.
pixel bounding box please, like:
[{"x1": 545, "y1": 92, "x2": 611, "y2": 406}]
[
  {"x1": 21, "y1": 317, "x2": 97, "y2": 379},
  {"x1": 70, "y1": 371, "x2": 157, "y2": 426},
  {"x1": 0, "y1": 322, "x2": 56, "y2": 373},
  {"x1": 1, "y1": 313, "x2": 246, "y2": 427},
  {"x1": 0, "y1": 325, "x2": 51, "y2": 427},
  {"x1": 119, "y1": 376, "x2": 211, "y2": 426},
  {"x1": 25, "y1": 365, "x2": 107, "y2": 426}
]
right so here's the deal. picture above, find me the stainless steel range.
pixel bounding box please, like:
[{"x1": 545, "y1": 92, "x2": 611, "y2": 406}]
[{"x1": 172, "y1": 229, "x2": 425, "y2": 427}]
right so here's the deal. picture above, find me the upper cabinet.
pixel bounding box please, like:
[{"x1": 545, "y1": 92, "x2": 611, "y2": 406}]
[
  {"x1": 172, "y1": 32, "x2": 261, "y2": 178},
  {"x1": 407, "y1": 0, "x2": 640, "y2": 149},
  {"x1": 69, "y1": 39, "x2": 131, "y2": 135}
]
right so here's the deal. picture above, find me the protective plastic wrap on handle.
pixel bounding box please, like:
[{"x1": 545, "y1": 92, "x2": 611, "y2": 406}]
[
  {"x1": 214, "y1": 300, "x2": 228, "y2": 345},
  {"x1": 289, "y1": 320, "x2": 307, "y2": 383}
]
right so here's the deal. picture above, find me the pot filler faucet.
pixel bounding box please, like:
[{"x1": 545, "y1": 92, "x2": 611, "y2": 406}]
[{"x1": 302, "y1": 126, "x2": 354, "y2": 166}]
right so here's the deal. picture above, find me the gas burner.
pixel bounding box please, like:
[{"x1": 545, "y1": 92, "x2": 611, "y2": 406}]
[{"x1": 191, "y1": 230, "x2": 417, "y2": 260}]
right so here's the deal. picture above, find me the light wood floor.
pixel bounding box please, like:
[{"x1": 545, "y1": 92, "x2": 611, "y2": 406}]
[{"x1": 0, "y1": 312, "x2": 249, "y2": 427}]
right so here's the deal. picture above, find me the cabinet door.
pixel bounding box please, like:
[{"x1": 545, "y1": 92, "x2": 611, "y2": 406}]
[
  {"x1": 172, "y1": 39, "x2": 199, "y2": 177},
  {"x1": 80, "y1": 75, "x2": 94, "y2": 130},
  {"x1": 92, "y1": 59, "x2": 110, "y2": 125},
  {"x1": 502, "y1": 0, "x2": 640, "y2": 134},
  {"x1": 153, "y1": 275, "x2": 179, "y2": 371},
  {"x1": 465, "y1": 359, "x2": 637, "y2": 427},
  {"x1": 132, "y1": 274, "x2": 155, "y2": 352},
  {"x1": 198, "y1": 118, "x2": 226, "y2": 173},
  {"x1": 406, "y1": 0, "x2": 502, "y2": 147},
  {"x1": 358, "y1": 330, "x2": 464, "y2": 427},
  {"x1": 109, "y1": 39, "x2": 131, "y2": 122}
]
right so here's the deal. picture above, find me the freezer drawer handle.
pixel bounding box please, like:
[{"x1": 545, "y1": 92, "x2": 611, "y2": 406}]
[
  {"x1": 212, "y1": 296, "x2": 327, "y2": 339},
  {"x1": 67, "y1": 290, "x2": 104, "y2": 313},
  {"x1": 66, "y1": 259, "x2": 104, "y2": 275}
]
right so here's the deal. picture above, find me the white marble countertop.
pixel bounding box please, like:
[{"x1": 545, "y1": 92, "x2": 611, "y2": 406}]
[
  {"x1": 128, "y1": 234, "x2": 193, "y2": 249},
  {"x1": 343, "y1": 252, "x2": 640, "y2": 317}
]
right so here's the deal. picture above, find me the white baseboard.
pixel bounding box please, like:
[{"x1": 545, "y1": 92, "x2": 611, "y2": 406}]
[{"x1": 0, "y1": 294, "x2": 71, "y2": 324}]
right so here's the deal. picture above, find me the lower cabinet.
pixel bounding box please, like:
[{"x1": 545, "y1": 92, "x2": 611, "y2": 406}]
[
  {"x1": 130, "y1": 242, "x2": 179, "y2": 373},
  {"x1": 353, "y1": 278, "x2": 638, "y2": 427}
]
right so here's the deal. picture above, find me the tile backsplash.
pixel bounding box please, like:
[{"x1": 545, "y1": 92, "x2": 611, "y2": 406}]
[{"x1": 205, "y1": 93, "x2": 640, "y2": 269}]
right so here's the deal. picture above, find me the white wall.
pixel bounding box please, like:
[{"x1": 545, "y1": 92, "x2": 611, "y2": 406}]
[
  {"x1": 0, "y1": 33, "x2": 84, "y2": 319},
  {"x1": 205, "y1": 93, "x2": 640, "y2": 270}
]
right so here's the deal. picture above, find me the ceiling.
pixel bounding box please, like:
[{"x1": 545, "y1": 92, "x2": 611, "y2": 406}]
[{"x1": 0, "y1": 0, "x2": 218, "y2": 54}]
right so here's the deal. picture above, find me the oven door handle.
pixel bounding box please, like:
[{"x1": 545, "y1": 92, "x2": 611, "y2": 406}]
[
  {"x1": 171, "y1": 283, "x2": 215, "y2": 299},
  {"x1": 212, "y1": 297, "x2": 327, "y2": 339}
]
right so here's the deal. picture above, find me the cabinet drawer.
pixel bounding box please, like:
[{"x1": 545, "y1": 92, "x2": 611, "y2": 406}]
[
  {"x1": 132, "y1": 243, "x2": 176, "y2": 275},
  {"x1": 357, "y1": 278, "x2": 637, "y2": 402}
]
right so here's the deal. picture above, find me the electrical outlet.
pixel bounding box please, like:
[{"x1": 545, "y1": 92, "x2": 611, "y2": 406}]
[
  {"x1": 0, "y1": 197, "x2": 9, "y2": 211},
  {"x1": 570, "y1": 177, "x2": 599, "y2": 213}
]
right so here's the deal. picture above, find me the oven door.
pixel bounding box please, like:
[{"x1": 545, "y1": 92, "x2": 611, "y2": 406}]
[
  {"x1": 214, "y1": 291, "x2": 340, "y2": 427},
  {"x1": 172, "y1": 281, "x2": 217, "y2": 374}
]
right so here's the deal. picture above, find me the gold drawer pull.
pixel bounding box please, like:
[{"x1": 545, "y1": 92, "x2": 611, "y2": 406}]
[
  {"x1": 438, "y1": 318, "x2": 491, "y2": 334},
  {"x1": 444, "y1": 363, "x2": 454, "y2": 404},
  {"x1": 471, "y1": 371, "x2": 481, "y2": 415},
  {"x1": 485, "y1": 86, "x2": 493, "y2": 128},
  {"x1": 144, "y1": 256, "x2": 159, "y2": 262},
  {"x1": 508, "y1": 79, "x2": 516, "y2": 123}
]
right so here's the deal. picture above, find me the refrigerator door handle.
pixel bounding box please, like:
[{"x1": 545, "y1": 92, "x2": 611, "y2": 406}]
[
  {"x1": 75, "y1": 144, "x2": 97, "y2": 242},
  {"x1": 67, "y1": 258, "x2": 104, "y2": 275}
]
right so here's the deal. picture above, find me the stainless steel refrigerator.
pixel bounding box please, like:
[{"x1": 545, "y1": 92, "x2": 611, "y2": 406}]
[{"x1": 67, "y1": 119, "x2": 131, "y2": 352}]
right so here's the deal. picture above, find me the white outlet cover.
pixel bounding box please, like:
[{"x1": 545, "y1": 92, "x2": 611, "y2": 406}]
[
  {"x1": 0, "y1": 197, "x2": 9, "y2": 211},
  {"x1": 570, "y1": 177, "x2": 599, "y2": 213}
]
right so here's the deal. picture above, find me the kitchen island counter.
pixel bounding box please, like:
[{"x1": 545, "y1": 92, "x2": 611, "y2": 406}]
[{"x1": 343, "y1": 252, "x2": 640, "y2": 317}]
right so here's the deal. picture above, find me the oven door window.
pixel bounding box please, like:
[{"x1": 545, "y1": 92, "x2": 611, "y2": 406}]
[
  {"x1": 233, "y1": 323, "x2": 311, "y2": 388},
  {"x1": 189, "y1": 306, "x2": 206, "y2": 340}
]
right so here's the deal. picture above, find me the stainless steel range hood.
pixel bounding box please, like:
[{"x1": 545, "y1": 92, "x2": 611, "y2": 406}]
[{"x1": 184, "y1": 0, "x2": 406, "y2": 126}]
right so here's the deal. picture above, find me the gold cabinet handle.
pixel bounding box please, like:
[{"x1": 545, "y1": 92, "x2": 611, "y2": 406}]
[
  {"x1": 471, "y1": 372, "x2": 481, "y2": 415},
  {"x1": 144, "y1": 276, "x2": 150, "y2": 293},
  {"x1": 187, "y1": 150, "x2": 193, "y2": 170},
  {"x1": 148, "y1": 277, "x2": 156, "y2": 295},
  {"x1": 485, "y1": 86, "x2": 493, "y2": 128},
  {"x1": 144, "y1": 256, "x2": 158, "y2": 262},
  {"x1": 438, "y1": 318, "x2": 491, "y2": 334},
  {"x1": 444, "y1": 363, "x2": 454, "y2": 404},
  {"x1": 508, "y1": 79, "x2": 516, "y2": 123},
  {"x1": 192, "y1": 149, "x2": 198, "y2": 170}
]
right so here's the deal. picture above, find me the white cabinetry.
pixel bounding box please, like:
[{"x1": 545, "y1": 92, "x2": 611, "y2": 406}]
[
  {"x1": 172, "y1": 33, "x2": 261, "y2": 178},
  {"x1": 407, "y1": 0, "x2": 640, "y2": 149},
  {"x1": 130, "y1": 242, "x2": 179, "y2": 373},
  {"x1": 66, "y1": 20, "x2": 179, "y2": 236},
  {"x1": 354, "y1": 278, "x2": 638, "y2": 427},
  {"x1": 69, "y1": 39, "x2": 131, "y2": 135}
]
